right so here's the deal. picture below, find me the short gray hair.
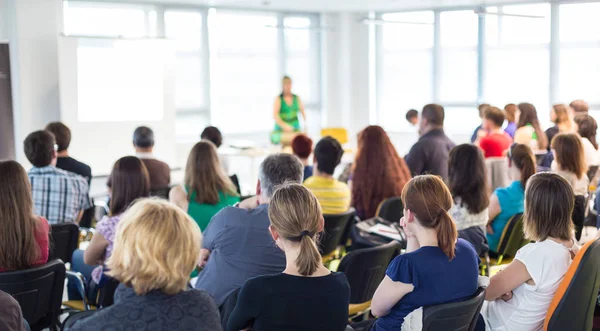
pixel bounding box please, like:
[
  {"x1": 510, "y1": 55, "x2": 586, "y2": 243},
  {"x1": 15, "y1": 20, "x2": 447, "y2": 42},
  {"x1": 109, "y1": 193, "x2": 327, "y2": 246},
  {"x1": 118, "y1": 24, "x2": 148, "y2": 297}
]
[{"x1": 258, "y1": 154, "x2": 304, "y2": 198}]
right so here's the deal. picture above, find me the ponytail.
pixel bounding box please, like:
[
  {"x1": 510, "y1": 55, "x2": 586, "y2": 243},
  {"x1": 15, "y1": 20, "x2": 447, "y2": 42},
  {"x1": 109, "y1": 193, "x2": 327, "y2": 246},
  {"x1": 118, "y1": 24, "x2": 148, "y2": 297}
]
[
  {"x1": 511, "y1": 144, "x2": 537, "y2": 189},
  {"x1": 296, "y1": 235, "x2": 321, "y2": 276},
  {"x1": 436, "y1": 210, "x2": 458, "y2": 260}
]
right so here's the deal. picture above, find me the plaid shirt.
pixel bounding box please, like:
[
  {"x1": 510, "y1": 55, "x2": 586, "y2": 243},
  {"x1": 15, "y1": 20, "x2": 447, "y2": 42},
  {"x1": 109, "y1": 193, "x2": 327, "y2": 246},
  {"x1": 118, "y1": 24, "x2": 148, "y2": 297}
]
[{"x1": 28, "y1": 166, "x2": 92, "y2": 224}]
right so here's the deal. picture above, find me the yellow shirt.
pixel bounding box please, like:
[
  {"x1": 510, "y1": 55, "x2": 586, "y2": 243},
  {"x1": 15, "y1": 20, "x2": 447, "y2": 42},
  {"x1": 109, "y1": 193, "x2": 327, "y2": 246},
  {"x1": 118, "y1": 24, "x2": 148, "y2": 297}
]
[{"x1": 304, "y1": 176, "x2": 351, "y2": 215}]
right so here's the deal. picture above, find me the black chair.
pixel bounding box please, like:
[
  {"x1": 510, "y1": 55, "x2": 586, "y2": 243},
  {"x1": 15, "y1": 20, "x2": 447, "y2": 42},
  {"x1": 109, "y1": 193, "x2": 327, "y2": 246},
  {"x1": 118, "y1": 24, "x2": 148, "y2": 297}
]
[
  {"x1": 61, "y1": 309, "x2": 97, "y2": 330},
  {"x1": 587, "y1": 166, "x2": 599, "y2": 182},
  {"x1": 230, "y1": 174, "x2": 242, "y2": 195},
  {"x1": 0, "y1": 260, "x2": 66, "y2": 331},
  {"x1": 422, "y1": 287, "x2": 486, "y2": 331},
  {"x1": 338, "y1": 241, "x2": 401, "y2": 317},
  {"x1": 573, "y1": 195, "x2": 586, "y2": 241},
  {"x1": 49, "y1": 223, "x2": 79, "y2": 264},
  {"x1": 376, "y1": 197, "x2": 403, "y2": 223},
  {"x1": 320, "y1": 208, "x2": 356, "y2": 261},
  {"x1": 219, "y1": 287, "x2": 241, "y2": 330}
]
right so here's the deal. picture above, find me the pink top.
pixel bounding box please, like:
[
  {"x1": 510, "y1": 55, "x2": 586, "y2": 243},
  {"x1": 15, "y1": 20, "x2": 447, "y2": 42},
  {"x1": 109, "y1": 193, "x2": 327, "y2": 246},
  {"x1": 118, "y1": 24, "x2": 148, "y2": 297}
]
[{"x1": 0, "y1": 216, "x2": 49, "y2": 272}]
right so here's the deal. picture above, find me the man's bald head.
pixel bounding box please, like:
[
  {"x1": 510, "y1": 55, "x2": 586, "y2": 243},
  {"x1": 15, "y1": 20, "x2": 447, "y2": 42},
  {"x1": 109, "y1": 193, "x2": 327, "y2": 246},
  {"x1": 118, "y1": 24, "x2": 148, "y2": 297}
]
[{"x1": 570, "y1": 100, "x2": 589, "y2": 114}]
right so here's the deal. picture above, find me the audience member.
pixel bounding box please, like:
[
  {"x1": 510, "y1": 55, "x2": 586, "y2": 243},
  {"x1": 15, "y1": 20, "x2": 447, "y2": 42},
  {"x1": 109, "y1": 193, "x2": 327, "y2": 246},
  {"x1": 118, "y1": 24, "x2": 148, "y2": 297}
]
[
  {"x1": 405, "y1": 104, "x2": 455, "y2": 180},
  {"x1": 291, "y1": 134, "x2": 314, "y2": 181},
  {"x1": 304, "y1": 136, "x2": 351, "y2": 214},
  {"x1": 503, "y1": 104, "x2": 517, "y2": 138},
  {"x1": 170, "y1": 141, "x2": 239, "y2": 231},
  {"x1": 194, "y1": 154, "x2": 303, "y2": 306},
  {"x1": 477, "y1": 107, "x2": 512, "y2": 158},
  {"x1": 480, "y1": 173, "x2": 577, "y2": 331},
  {"x1": 570, "y1": 99, "x2": 589, "y2": 114},
  {"x1": 370, "y1": 175, "x2": 479, "y2": 330},
  {"x1": 448, "y1": 144, "x2": 489, "y2": 256},
  {"x1": 351, "y1": 125, "x2": 411, "y2": 219},
  {"x1": 405, "y1": 109, "x2": 419, "y2": 126},
  {"x1": 514, "y1": 103, "x2": 548, "y2": 152},
  {"x1": 0, "y1": 290, "x2": 26, "y2": 331},
  {"x1": 551, "y1": 133, "x2": 589, "y2": 196},
  {"x1": 227, "y1": 184, "x2": 350, "y2": 331},
  {"x1": 574, "y1": 114, "x2": 600, "y2": 167},
  {"x1": 545, "y1": 104, "x2": 576, "y2": 149},
  {"x1": 24, "y1": 130, "x2": 91, "y2": 224},
  {"x1": 0, "y1": 160, "x2": 49, "y2": 272},
  {"x1": 487, "y1": 144, "x2": 536, "y2": 253},
  {"x1": 132, "y1": 126, "x2": 170, "y2": 190},
  {"x1": 201, "y1": 126, "x2": 229, "y2": 174},
  {"x1": 471, "y1": 103, "x2": 491, "y2": 143},
  {"x1": 45, "y1": 122, "x2": 92, "y2": 184},
  {"x1": 66, "y1": 199, "x2": 221, "y2": 330}
]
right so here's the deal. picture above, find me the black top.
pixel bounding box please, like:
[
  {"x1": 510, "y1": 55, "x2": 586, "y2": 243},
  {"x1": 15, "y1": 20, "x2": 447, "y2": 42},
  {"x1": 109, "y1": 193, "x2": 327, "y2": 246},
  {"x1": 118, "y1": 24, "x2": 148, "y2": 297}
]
[
  {"x1": 405, "y1": 128, "x2": 456, "y2": 181},
  {"x1": 226, "y1": 272, "x2": 350, "y2": 331},
  {"x1": 67, "y1": 285, "x2": 221, "y2": 331},
  {"x1": 545, "y1": 126, "x2": 559, "y2": 151},
  {"x1": 56, "y1": 156, "x2": 92, "y2": 184}
]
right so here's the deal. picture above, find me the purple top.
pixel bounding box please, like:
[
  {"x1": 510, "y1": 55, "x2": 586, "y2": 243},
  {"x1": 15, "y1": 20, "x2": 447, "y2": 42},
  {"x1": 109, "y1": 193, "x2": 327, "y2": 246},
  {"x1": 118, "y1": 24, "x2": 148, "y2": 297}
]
[
  {"x1": 504, "y1": 122, "x2": 517, "y2": 138},
  {"x1": 91, "y1": 214, "x2": 121, "y2": 283}
]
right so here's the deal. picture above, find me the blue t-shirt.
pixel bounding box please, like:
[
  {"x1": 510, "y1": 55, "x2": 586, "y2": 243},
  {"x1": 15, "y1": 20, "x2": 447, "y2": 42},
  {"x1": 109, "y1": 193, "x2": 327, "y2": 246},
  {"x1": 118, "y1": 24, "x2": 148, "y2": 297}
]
[
  {"x1": 487, "y1": 180, "x2": 525, "y2": 252},
  {"x1": 374, "y1": 239, "x2": 479, "y2": 331},
  {"x1": 194, "y1": 204, "x2": 286, "y2": 306}
]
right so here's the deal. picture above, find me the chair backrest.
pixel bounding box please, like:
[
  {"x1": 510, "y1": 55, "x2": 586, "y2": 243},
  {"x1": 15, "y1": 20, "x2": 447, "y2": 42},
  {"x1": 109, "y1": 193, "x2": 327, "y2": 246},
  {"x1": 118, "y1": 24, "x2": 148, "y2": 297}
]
[
  {"x1": 320, "y1": 208, "x2": 356, "y2": 256},
  {"x1": 0, "y1": 259, "x2": 66, "y2": 330},
  {"x1": 320, "y1": 127, "x2": 349, "y2": 145},
  {"x1": 544, "y1": 238, "x2": 600, "y2": 331},
  {"x1": 573, "y1": 195, "x2": 586, "y2": 241},
  {"x1": 96, "y1": 276, "x2": 120, "y2": 308},
  {"x1": 61, "y1": 309, "x2": 98, "y2": 331},
  {"x1": 150, "y1": 186, "x2": 172, "y2": 199},
  {"x1": 587, "y1": 165, "x2": 599, "y2": 182},
  {"x1": 229, "y1": 174, "x2": 242, "y2": 195},
  {"x1": 496, "y1": 213, "x2": 528, "y2": 258},
  {"x1": 49, "y1": 223, "x2": 79, "y2": 264},
  {"x1": 337, "y1": 241, "x2": 401, "y2": 304},
  {"x1": 485, "y1": 157, "x2": 511, "y2": 193},
  {"x1": 376, "y1": 197, "x2": 404, "y2": 223},
  {"x1": 422, "y1": 287, "x2": 486, "y2": 331}
]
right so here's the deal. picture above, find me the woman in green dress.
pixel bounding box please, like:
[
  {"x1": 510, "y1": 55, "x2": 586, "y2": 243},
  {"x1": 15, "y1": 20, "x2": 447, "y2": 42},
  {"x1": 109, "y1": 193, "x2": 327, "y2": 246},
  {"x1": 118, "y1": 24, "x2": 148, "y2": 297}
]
[{"x1": 271, "y1": 76, "x2": 307, "y2": 144}]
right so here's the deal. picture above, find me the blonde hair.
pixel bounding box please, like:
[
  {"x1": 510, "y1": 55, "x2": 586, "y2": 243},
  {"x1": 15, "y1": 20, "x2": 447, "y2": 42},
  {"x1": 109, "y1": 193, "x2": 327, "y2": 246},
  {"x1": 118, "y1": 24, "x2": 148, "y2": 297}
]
[
  {"x1": 553, "y1": 104, "x2": 574, "y2": 132},
  {"x1": 268, "y1": 183, "x2": 323, "y2": 276},
  {"x1": 107, "y1": 198, "x2": 201, "y2": 295}
]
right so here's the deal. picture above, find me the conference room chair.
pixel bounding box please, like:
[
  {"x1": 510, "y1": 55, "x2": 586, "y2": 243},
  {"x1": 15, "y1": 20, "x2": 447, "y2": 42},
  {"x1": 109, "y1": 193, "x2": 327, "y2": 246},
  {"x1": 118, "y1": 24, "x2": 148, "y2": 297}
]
[
  {"x1": 544, "y1": 237, "x2": 600, "y2": 331},
  {"x1": 422, "y1": 287, "x2": 486, "y2": 331},
  {"x1": 63, "y1": 271, "x2": 120, "y2": 312},
  {"x1": 573, "y1": 195, "x2": 586, "y2": 241},
  {"x1": 375, "y1": 197, "x2": 404, "y2": 223},
  {"x1": 60, "y1": 310, "x2": 97, "y2": 331},
  {"x1": 485, "y1": 157, "x2": 510, "y2": 193},
  {"x1": 338, "y1": 241, "x2": 401, "y2": 319},
  {"x1": 490, "y1": 213, "x2": 528, "y2": 267},
  {"x1": 320, "y1": 127, "x2": 349, "y2": 145},
  {"x1": 0, "y1": 259, "x2": 66, "y2": 331},
  {"x1": 320, "y1": 208, "x2": 356, "y2": 264},
  {"x1": 79, "y1": 200, "x2": 95, "y2": 229},
  {"x1": 49, "y1": 223, "x2": 79, "y2": 264},
  {"x1": 230, "y1": 174, "x2": 242, "y2": 195}
]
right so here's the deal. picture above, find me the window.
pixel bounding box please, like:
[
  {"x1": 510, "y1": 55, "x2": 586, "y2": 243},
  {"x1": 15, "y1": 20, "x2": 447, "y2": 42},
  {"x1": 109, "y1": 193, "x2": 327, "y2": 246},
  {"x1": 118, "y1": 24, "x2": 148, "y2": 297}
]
[
  {"x1": 378, "y1": 11, "x2": 434, "y2": 131},
  {"x1": 64, "y1": 2, "x2": 153, "y2": 37}
]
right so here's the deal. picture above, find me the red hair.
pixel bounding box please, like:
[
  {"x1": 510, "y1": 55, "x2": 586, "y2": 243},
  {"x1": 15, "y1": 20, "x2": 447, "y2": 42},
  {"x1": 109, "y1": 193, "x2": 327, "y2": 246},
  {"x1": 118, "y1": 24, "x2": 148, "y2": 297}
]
[
  {"x1": 291, "y1": 134, "x2": 313, "y2": 159},
  {"x1": 351, "y1": 126, "x2": 412, "y2": 219}
]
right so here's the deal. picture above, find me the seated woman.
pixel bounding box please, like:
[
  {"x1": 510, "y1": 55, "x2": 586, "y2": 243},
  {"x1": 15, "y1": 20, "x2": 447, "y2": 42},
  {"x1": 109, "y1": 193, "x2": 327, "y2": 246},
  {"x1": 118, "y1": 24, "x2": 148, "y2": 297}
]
[
  {"x1": 487, "y1": 144, "x2": 536, "y2": 253},
  {"x1": 514, "y1": 103, "x2": 548, "y2": 153},
  {"x1": 227, "y1": 183, "x2": 350, "y2": 331},
  {"x1": 545, "y1": 104, "x2": 576, "y2": 150},
  {"x1": 448, "y1": 144, "x2": 489, "y2": 256},
  {"x1": 351, "y1": 125, "x2": 412, "y2": 219},
  {"x1": 170, "y1": 140, "x2": 239, "y2": 231},
  {"x1": 574, "y1": 114, "x2": 600, "y2": 168},
  {"x1": 291, "y1": 134, "x2": 314, "y2": 181},
  {"x1": 369, "y1": 175, "x2": 480, "y2": 331},
  {"x1": 480, "y1": 173, "x2": 578, "y2": 331},
  {"x1": 551, "y1": 133, "x2": 589, "y2": 196},
  {"x1": 66, "y1": 199, "x2": 221, "y2": 330},
  {"x1": 0, "y1": 160, "x2": 49, "y2": 272}
]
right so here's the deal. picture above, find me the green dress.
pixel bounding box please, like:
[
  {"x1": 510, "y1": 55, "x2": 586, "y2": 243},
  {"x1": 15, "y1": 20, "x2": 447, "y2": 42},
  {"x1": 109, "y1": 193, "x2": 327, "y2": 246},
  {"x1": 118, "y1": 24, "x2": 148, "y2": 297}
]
[{"x1": 272, "y1": 94, "x2": 301, "y2": 144}]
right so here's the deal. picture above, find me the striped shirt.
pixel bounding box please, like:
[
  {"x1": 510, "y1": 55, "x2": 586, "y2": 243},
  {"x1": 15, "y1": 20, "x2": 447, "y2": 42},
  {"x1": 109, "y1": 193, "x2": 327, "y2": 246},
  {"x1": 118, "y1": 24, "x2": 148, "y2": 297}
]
[
  {"x1": 304, "y1": 176, "x2": 351, "y2": 215},
  {"x1": 28, "y1": 166, "x2": 92, "y2": 224}
]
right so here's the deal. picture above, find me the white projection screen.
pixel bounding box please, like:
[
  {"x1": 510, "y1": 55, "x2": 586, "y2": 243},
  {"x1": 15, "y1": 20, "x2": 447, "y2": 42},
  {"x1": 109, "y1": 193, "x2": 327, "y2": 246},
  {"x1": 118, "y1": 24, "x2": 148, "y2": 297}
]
[{"x1": 58, "y1": 36, "x2": 176, "y2": 175}]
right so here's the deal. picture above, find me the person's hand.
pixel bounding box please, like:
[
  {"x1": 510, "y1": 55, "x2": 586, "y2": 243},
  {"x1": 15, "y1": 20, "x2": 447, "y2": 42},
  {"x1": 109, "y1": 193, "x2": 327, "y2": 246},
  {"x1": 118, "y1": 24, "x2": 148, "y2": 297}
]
[
  {"x1": 198, "y1": 248, "x2": 211, "y2": 268},
  {"x1": 486, "y1": 224, "x2": 494, "y2": 235},
  {"x1": 500, "y1": 291, "x2": 513, "y2": 302},
  {"x1": 238, "y1": 196, "x2": 260, "y2": 210},
  {"x1": 477, "y1": 129, "x2": 487, "y2": 140},
  {"x1": 400, "y1": 217, "x2": 415, "y2": 238},
  {"x1": 282, "y1": 123, "x2": 294, "y2": 133}
]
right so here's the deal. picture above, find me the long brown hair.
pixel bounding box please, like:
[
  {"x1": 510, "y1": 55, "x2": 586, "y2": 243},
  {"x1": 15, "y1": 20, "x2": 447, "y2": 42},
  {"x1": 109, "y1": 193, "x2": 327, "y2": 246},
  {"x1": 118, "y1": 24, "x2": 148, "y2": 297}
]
[
  {"x1": 574, "y1": 114, "x2": 598, "y2": 150},
  {"x1": 352, "y1": 126, "x2": 412, "y2": 219},
  {"x1": 185, "y1": 140, "x2": 238, "y2": 204},
  {"x1": 552, "y1": 104, "x2": 574, "y2": 133},
  {"x1": 108, "y1": 156, "x2": 151, "y2": 215},
  {"x1": 517, "y1": 103, "x2": 548, "y2": 150},
  {"x1": 509, "y1": 144, "x2": 537, "y2": 189},
  {"x1": 268, "y1": 183, "x2": 323, "y2": 276},
  {"x1": 552, "y1": 133, "x2": 587, "y2": 179},
  {"x1": 504, "y1": 104, "x2": 517, "y2": 123},
  {"x1": 402, "y1": 175, "x2": 457, "y2": 259},
  {"x1": 0, "y1": 160, "x2": 42, "y2": 270},
  {"x1": 448, "y1": 144, "x2": 489, "y2": 214}
]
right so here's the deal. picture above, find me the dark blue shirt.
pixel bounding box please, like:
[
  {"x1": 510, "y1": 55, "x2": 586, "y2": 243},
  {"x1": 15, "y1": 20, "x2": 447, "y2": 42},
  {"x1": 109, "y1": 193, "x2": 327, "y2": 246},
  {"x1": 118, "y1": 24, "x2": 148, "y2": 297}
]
[
  {"x1": 303, "y1": 165, "x2": 313, "y2": 182},
  {"x1": 375, "y1": 239, "x2": 479, "y2": 331}
]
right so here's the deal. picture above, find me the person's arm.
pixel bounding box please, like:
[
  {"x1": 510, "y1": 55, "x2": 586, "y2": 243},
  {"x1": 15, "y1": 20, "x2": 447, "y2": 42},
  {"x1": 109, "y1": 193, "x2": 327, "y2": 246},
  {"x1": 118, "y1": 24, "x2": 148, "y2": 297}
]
[
  {"x1": 226, "y1": 281, "x2": 261, "y2": 331},
  {"x1": 273, "y1": 97, "x2": 293, "y2": 132},
  {"x1": 487, "y1": 193, "x2": 502, "y2": 234},
  {"x1": 84, "y1": 232, "x2": 110, "y2": 266},
  {"x1": 198, "y1": 212, "x2": 224, "y2": 267},
  {"x1": 404, "y1": 142, "x2": 425, "y2": 177},
  {"x1": 297, "y1": 96, "x2": 307, "y2": 131},
  {"x1": 169, "y1": 185, "x2": 189, "y2": 212},
  {"x1": 371, "y1": 276, "x2": 414, "y2": 317},
  {"x1": 485, "y1": 259, "x2": 531, "y2": 301}
]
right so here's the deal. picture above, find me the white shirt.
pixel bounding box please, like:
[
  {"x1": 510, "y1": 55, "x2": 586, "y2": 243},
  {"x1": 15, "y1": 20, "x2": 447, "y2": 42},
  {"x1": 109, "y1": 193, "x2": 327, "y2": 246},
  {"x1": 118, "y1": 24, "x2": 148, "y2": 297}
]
[
  {"x1": 581, "y1": 137, "x2": 600, "y2": 167},
  {"x1": 482, "y1": 240, "x2": 572, "y2": 331},
  {"x1": 555, "y1": 170, "x2": 589, "y2": 196}
]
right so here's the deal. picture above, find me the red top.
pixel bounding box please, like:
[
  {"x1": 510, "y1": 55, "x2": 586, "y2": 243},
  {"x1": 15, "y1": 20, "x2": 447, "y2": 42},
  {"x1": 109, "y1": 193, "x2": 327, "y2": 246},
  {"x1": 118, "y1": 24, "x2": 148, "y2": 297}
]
[
  {"x1": 480, "y1": 132, "x2": 513, "y2": 158},
  {"x1": 0, "y1": 217, "x2": 49, "y2": 272}
]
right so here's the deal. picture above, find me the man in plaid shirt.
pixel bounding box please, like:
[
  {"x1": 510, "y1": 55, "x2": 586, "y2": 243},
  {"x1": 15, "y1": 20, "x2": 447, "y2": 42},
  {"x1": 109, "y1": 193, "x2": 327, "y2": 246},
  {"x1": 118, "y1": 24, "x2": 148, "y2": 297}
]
[{"x1": 24, "y1": 130, "x2": 92, "y2": 224}]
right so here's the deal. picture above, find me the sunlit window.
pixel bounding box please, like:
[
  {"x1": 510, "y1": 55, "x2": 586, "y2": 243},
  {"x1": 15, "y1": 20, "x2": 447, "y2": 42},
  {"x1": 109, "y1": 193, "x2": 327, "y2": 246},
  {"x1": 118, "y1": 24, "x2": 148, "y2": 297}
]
[{"x1": 64, "y1": 2, "x2": 150, "y2": 37}]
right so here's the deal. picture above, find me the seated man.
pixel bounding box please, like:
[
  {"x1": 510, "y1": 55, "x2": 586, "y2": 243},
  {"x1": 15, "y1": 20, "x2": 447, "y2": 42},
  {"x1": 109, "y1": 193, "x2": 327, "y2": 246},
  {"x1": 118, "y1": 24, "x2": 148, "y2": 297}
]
[
  {"x1": 132, "y1": 126, "x2": 170, "y2": 190},
  {"x1": 24, "y1": 130, "x2": 91, "y2": 224},
  {"x1": 477, "y1": 106, "x2": 513, "y2": 158},
  {"x1": 195, "y1": 153, "x2": 304, "y2": 307},
  {"x1": 304, "y1": 136, "x2": 351, "y2": 214},
  {"x1": 45, "y1": 122, "x2": 92, "y2": 184}
]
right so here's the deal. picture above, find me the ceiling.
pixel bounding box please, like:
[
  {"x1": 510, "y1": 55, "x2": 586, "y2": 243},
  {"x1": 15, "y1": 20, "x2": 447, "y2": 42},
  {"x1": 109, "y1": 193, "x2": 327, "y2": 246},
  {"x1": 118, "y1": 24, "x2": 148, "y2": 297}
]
[{"x1": 128, "y1": 0, "x2": 544, "y2": 12}]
